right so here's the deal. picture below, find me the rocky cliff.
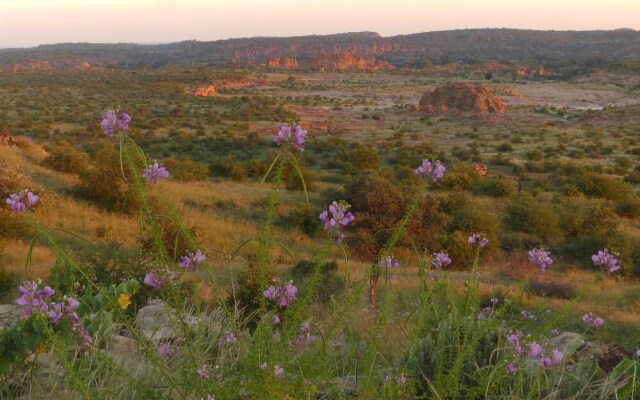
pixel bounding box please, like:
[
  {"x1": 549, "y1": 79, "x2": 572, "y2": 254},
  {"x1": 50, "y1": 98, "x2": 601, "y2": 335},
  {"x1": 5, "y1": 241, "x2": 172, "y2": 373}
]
[{"x1": 1, "y1": 29, "x2": 638, "y2": 71}]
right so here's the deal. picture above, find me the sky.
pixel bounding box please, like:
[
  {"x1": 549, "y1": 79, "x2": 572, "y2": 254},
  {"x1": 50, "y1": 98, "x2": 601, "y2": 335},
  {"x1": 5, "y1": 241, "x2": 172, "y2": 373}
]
[{"x1": 0, "y1": 0, "x2": 638, "y2": 48}]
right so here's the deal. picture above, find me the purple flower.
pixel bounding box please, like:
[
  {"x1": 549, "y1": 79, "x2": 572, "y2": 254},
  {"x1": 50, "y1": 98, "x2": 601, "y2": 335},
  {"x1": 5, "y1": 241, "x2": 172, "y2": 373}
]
[
  {"x1": 159, "y1": 343, "x2": 170, "y2": 359},
  {"x1": 223, "y1": 332, "x2": 238, "y2": 345},
  {"x1": 520, "y1": 310, "x2": 536, "y2": 321},
  {"x1": 582, "y1": 313, "x2": 604, "y2": 328},
  {"x1": 16, "y1": 281, "x2": 54, "y2": 318},
  {"x1": 101, "y1": 109, "x2": 131, "y2": 137},
  {"x1": 506, "y1": 363, "x2": 517, "y2": 374},
  {"x1": 274, "y1": 124, "x2": 307, "y2": 151},
  {"x1": 6, "y1": 190, "x2": 39, "y2": 213},
  {"x1": 468, "y1": 233, "x2": 489, "y2": 247},
  {"x1": 264, "y1": 281, "x2": 298, "y2": 310},
  {"x1": 539, "y1": 357, "x2": 552, "y2": 368},
  {"x1": 550, "y1": 329, "x2": 560, "y2": 337},
  {"x1": 379, "y1": 256, "x2": 400, "y2": 269},
  {"x1": 319, "y1": 201, "x2": 354, "y2": 244},
  {"x1": 414, "y1": 159, "x2": 446, "y2": 181},
  {"x1": 259, "y1": 362, "x2": 268, "y2": 370},
  {"x1": 207, "y1": 395, "x2": 215, "y2": 400},
  {"x1": 27, "y1": 192, "x2": 39, "y2": 206},
  {"x1": 272, "y1": 315, "x2": 281, "y2": 325},
  {"x1": 263, "y1": 285, "x2": 279, "y2": 302},
  {"x1": 197, "y1": 365, "x2": 211, "y2": 380},
  {"x1": 528, "y1": 248, "x2": 553, "y2": 272},
  {"x1": 551, "y1": 349, "x2": 563, "y2": 365},
  {"x1": 178, "y1": 250, "x2": 206, "y2": 272},
  {"x1": 274, "y1": 365, "x2": 285, "y2": 377},
  {"x1": 142, "y1": 163, "x2": 169, "y2": 184},
  {"x1": 508, "y1": 332, "x2": 522, "y2": 355},
  {"x1": 591, "y1": 250, "x2": 621, "y2": 275},
  {"x1": 143, "y1": 271, "x2": 163, "y2": 289},
  {"x1": 527, "y1": 342, "x2": 543, "y2": 358},
  {"x1": 431, "y1": 252, "x2": 452, "y2": 269}
]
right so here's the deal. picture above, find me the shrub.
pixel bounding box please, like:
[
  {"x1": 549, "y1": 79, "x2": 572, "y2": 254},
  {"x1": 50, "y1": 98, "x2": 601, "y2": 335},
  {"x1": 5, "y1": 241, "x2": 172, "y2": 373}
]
[
  {"x1": 472, "y1": 177, "x2": 516, "y2": 197},
  {"x1": 504, "y1": 194, "x2": 563, "y2": 243},
  {"x1": 43, "y1": 141, "x2": 90, "y2": 174},
  {"x1": 161, "y1": 157, "x2": 209, "y2": 182},
  {"x1": 288, "y1": 203, "x2": 320, "y2": 236}
]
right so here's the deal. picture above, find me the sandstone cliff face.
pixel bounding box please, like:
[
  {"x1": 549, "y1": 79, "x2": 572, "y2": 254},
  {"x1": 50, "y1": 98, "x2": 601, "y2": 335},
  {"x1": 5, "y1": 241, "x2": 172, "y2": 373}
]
[
  {"x1": 267, "y1": 57, "x2": 299, "y2": 70},
  {"x1": 418, "y1": 83, "x2": 507, "y2": 115},
  {"x1": 267, "y1": 51, "x2": 391, "y2": 71},
  {"x1": 305, "y1": 51, "x2": 393, "y2": 71}
]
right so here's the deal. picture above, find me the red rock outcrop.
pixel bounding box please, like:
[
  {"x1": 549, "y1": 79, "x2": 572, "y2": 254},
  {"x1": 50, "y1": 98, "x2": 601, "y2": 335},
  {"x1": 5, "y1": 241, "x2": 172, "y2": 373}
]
[
  {"x1": 194, "y1": 85, "x2": 218, "y2": 97},
  {"x1": 516, "y1": 65, "x2": 554, "y2": 77},
  {"x1": 418, "y1": 83, "x2": 507, "y2": 115}
]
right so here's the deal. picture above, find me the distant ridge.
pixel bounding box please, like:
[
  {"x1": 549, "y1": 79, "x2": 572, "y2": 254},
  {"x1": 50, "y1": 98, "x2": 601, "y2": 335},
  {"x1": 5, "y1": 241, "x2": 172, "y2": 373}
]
[{"x1": 1, "y1": 29, "x2": 638, "y2": 70}]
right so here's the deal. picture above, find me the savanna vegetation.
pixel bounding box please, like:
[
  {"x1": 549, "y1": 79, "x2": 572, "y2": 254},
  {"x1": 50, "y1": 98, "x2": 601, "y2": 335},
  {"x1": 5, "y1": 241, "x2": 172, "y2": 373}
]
[{"x1": 0, "y1": 62, "x2": 639, "y2": 399}]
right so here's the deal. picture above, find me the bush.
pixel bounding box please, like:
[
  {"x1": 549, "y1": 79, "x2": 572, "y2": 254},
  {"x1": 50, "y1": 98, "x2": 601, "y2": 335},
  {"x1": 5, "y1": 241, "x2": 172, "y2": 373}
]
[
  {"x1": 43, "y1": 141, "x2": 90, "y2": 174},
  {"x1": 472, "y1": 177, "x2": 516, "y2": 197},
  {"x1": 504, "y1": 195, "x2": 563, "y2": 243},
  {"x1": 161, "y1": 157, "x2": 209, "y2": 182}
]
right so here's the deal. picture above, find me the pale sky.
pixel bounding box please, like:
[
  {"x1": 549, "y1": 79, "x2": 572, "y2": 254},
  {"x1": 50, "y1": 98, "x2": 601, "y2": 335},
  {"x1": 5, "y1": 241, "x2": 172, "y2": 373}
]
[{"x1": 0, "y1": 0, "x2": 638, "y2": 48}]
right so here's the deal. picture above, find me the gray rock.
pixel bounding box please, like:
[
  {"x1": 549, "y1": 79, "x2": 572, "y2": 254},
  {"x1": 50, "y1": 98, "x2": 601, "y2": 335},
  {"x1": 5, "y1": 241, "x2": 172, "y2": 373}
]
[
  {"x1": 135, "y1": 299, "x2": 198, "y2": 341},
  {"x1": 0, "y1": 304, "x2": 22, "y2": 330},
  {"x1": 548, "y1": 332, "x2": 585, "y2": 357},
  {"x1": 576, "y1": 341, "x2": 605, "y2": 362}
]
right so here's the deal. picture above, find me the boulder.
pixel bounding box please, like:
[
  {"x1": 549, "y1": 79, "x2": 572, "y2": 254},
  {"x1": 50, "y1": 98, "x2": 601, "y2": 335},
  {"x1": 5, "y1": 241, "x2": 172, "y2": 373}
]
[
  {"x1": 0, "y1": 304, "x2": 22, "y2": 330},
  {"x1": 134, "y1": 299, "x2": 198, "y2": 341},
  {"x1": 418, "y1": 83, "x2": 507, "y2": 116}
]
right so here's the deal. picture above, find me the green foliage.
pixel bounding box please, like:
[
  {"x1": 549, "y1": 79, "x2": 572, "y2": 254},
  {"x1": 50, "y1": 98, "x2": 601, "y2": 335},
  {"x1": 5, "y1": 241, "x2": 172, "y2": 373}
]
[
  {"x1": 504, "y1": 194, "x2": 563, "y2": 243},
  {"x1": 76, "y1": 140, "x2": 138, "y2": 213},
  {"x1": 43, "y1": 141, "x2": 90, "y2": 174},
  {"x1": 291, "y1": 259, "x2": 342, "y2": 303},
  {"x1": 288, "y1": 203, "x2": 320, "y2": 235},
  {"x1": 472, "y1": 176, "x2": 517, "y2": 197},
  {"x1": 161, "y1": 156, "x2": 209, "y2": 182}
]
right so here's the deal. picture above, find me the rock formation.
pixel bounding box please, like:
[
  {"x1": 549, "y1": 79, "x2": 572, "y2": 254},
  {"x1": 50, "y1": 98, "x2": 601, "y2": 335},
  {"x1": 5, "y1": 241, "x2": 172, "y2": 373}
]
[
  {"x1": 418, "y1": 82, "x2": 507, "y2": 115},
  {"x1": 194, "y1": 85, "x2": 218, "y2": 97}
]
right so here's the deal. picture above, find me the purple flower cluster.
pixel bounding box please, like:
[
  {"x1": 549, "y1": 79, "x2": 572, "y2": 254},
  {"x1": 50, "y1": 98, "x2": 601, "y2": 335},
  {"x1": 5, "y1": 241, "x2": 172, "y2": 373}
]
[
  {"x1": 6, "y1": 189, "x2": 39, "y2": 213},
  {"x1": 101, "y1": 109, "x2": 131, "y2": 137},
  {"x1": 582, "y1": 313, "x2": 604, "y2": 328},
  {"x1": 379, "y1": 256, "x2": 400, "y2": 270},
  {"x1": 178, "y1": 250, "x2": 206, "y2": 272},
  {"x1": 16, "y1": 281, "x2": 54, "y2": 317},
  {"x1": 431, "y1": 252, "x2": 452, "y2": 269},
  {"x1": 142, "y1": 163, "x2": 169, "y2": 184},
  {"x1": 591, "y1": 249, "x2": 621, "y2": 275},
  {"x1": 414, "y1": 159, "x2": 446, "y2": 181},
  {"x1": 263, "y1": 280, "x2": 298, "y2": 309},
  {"x1": 520, "y1": 310, "x2": 536, "y2": 321},
  {"x1": 16, "y1": 281, "x2": 91, "y2": 349},
  {"x1": 507, "y1": 330, "x2": 563, "y2": 372},
  {"x1": 274, "y1": 124, "x2": 307, "y2": 151},
  {"x1": 294, "y1": 321, "x2": 317, "y2": 347},
  {"x1": 468, "y1": 233, "x2": 489, "y2": 247},
  {"x1": 159, "y1": 342, "x2": 180, "y2": 360},
  {"x1": 528, "y1": 248, "x2": 553, "y2": 272},
  {"x1": 319, "y1": 201, "x2": 354, "y2": 244}
]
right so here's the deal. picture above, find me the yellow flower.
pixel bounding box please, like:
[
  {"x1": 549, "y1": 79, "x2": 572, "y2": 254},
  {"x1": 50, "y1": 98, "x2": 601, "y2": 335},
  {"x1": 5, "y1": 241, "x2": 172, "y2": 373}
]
[
  {"x1": 118, "y1": 293, "x2": 131, "y2": 309},
  {"x1": 36, "y1": 342, "x2": 47, "y2": 356}
]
